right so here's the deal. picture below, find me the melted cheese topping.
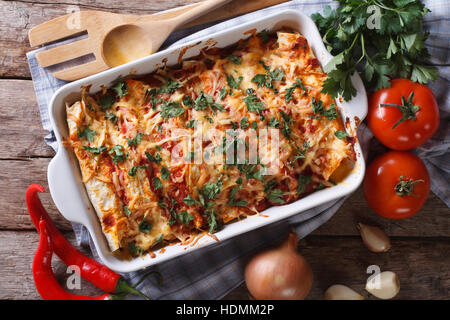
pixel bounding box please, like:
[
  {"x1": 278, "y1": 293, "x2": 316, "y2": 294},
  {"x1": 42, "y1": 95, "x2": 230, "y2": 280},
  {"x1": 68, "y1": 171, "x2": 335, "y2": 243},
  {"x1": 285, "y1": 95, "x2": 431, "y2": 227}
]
[{"x1": 65, "y1": 30, "x2": 355, "y2": 257}]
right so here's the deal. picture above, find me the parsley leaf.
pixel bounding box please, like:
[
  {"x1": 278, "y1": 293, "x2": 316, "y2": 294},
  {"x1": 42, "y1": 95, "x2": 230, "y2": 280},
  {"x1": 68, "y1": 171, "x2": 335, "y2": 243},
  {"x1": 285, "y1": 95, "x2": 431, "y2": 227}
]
[
  {"x1": 100, "y1": 95, "x2": 115, "y2": 110},
  {"x1": 297, "y1": 175, "x2": 312, "y2": 195},
  {"x1": 158, "y1": 78, "x2": 183, "y2": 94},
  {"x1": 139, "y1": 219, "x2": 152, "y2": 234},
  {"x1": 124, "y1": 206, "x2": 131, "y2": 217},
  {"x1": 227, "y1": 75, "x2": 243, "y2": 89},
  {"x1": 160, "y1": 166, "x2": 170, "y2": 180},
  {"x1": 240, "y1": 116, "x2": 250, "y2": 129},
  {"x1": 285, "y1": 78, "x2": 306, "y2": 102},
  {"x1": 243, "y1": 94, "x2": 265, "y2": 113},
  {"x1": 312, "y1": 1, "x2": 437, "y2": 100},
  {"x1": 126, "y1": 133, "x2": 143, "y2": 147},
  {"x1": 83, "y1": 146, "x2": 107, "y2": 155},
  {"x1": 178, "y1": 211, "x2": 193, "y2": 226},
  {"x1": 128, "y1": 165, "x2": 148, "y2": 177},
  {"x1": 112, "y1": 80, "x2": 128, "y2": 97},
  {"x1": 228, "y1": 55, "x2": 242, "y2": 65},
  {"x1": 108, "y1": 145, "x2": 128, "y2": 164},
  {"x1": 77, "y1": 126, "x2": 96, "y2": 142},
  {"x1": 106, "y1": 113, "x2": 118, "y2": 124},
  {"x1": 257, "y1": 29, "x2": 269, "y2": 43},
  {"x1": 160, "y1": 101, "x2": 185, "y2": 119},
  {"x1": 183, "y1": 195, "x2": 196, "y2": 206},
  {"x1": 267, "y1": 189, "x2": 285, "y2": 204},
  {"x1": 145, "y1": 151, "x2": 162, "y2": 163},
  {"x1": 335, "y1": 130, "x2": 349, "y2": 139},
  {"x1": 152, "y1": 177, "x2": 162, "y2": 190}
]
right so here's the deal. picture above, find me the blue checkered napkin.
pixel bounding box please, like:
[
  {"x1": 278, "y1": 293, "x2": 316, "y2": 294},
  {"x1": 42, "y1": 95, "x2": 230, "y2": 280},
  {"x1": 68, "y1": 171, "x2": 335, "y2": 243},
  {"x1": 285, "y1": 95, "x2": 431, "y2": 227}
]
[{"x1": 26, "y1": 0, "x2": 449, "y2": 299}]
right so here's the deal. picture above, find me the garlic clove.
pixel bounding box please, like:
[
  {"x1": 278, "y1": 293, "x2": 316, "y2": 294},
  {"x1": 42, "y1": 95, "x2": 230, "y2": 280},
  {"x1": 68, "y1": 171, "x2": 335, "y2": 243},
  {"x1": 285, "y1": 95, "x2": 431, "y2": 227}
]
[
  {"x1": 365, "y1": 271, "x2": 400, "y2": 299},
  {"x1": 358, "y1": 223, "x2": 391, "y2": 253},
  {"x1": 324, "y1": 284, "x2": 364, "y2": 300}
]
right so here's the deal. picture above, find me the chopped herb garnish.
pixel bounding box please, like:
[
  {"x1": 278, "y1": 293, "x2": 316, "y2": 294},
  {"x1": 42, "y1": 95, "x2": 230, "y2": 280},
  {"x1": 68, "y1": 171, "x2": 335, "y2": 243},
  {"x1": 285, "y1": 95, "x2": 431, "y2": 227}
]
[
  {"x1": 335, "y1": 130, "x2": 349, "y2": 139},
  {"x1": 126, "y1": 133, "x2": 143, "y2": 147},
  {"x1": 160, "y1": 166, "x2": 170, "y2": 180},
  {"x1": 77, "y1": 126, "x2": 96, "y2": 142},
  {"x1": 178, "y1": 211, "x2": 193, "y2": 226},
  {"x1": 128, "y1": 165, "x2": 148, "y2": 177},
  {"x1": 152, "y1": 177, "x2": 162, "y2": 190},
  {"x1": 257, "y1": 29, "x2": 269, "y2": 43},
  {"x1": 268, "y1": 117, "x2": 280, "y2": 128},
  {"x1": 240, "y1": 116, "x2": 250, "y2": 129},
  {"x1": 219, "y1": 87, "x2": 227, "y2": 100},
  {"x1": 267, "y1": 189, "x2": 285, "y2": 204},
  {"x1": 183, "y1": 195, "x2": 196, "y2": 206},
  {"x1": 160, "y1": 101, "x2": 185, "y2": 119},
  {"x1": 251, "y1": 74, "x2": 267, "y2": 88},
  {"x1": 285, "y1": 78, "x2": 306, "y2": 102},
  {"x1": 158, "y1": 199, "x2": 166, "y2": 208},
  {"x1": 128, "y1": 242, "x2": 144, "y2": 257},
  {"x1": 112, "y1": 80, "x2": 128, "y2": 97},
  {"x1": 182, "y1": 95, "x2": 194, "y2": 107},
  {"x1": 227, "y1": 75, "x2": 243, "y2": 90},
  {"x1": 228, "y1": 55, "x2": 242, "y2": 65},
  {"x1": 158, "y1": 78, "x2": 183, "y2": 94},
  {"x1": 201, "y1": 179, "x2": 223, "y2": 201},
  {"x1": 139, "y1": 219, "x2": 152, "y2": 234},
  {"x1": 227, "y1": 186, "x2": 248, "y2": 207},
  {"x1": 297, "y1": 175, "x2": 312, "y2": 195},
  {"x1": 186, "y1": 120, "x2": 196, "y2": 128},
  {"x1": 194, "y1": 91, "x2": 224, "y2": 114},
  {"x1": 279, "y1": 110, "x2": 294, "y2": 139},
  {"x1": 83, "y1": 146, "x2": 107, "y2": 155},
  {"x1": 264, "y1": 179, "x2": 278, "y2": 193},
  {"x1": 243, "y1": 94, "x2": 265, "y2": 113},
  {"x1": 145, "y1": 151, "x2": 162, "y2": 163},
  {"x1": 105, "y1": 112, "x2": 118, "y2": 124},
  {"x1": 258, "y1": 60, "x2": 270, "y2": 71},
  {"x1": 108, "y1": 145, "x2": 128, "y2": 164},
  {"x1": 204, "y1": 115, "x2": 214, "y2": 124},
  {"x1": 100, "y1": 95, "x2": 115, "y2": 110},
  {"x1": 124, "y1": 206, "x2": 131, "y2": 217}
]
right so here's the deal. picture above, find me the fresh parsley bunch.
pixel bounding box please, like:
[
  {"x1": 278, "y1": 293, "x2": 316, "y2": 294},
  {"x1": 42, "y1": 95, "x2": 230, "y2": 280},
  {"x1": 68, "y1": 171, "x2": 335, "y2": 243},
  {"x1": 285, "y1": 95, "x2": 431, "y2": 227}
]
[{"x1": 311, "y1": 0, "x2": 438, "y2": 101}]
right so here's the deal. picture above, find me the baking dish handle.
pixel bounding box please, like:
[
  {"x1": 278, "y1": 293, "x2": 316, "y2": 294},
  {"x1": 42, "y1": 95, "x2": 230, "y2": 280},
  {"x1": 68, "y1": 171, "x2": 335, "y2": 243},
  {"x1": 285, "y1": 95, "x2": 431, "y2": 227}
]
[{"x1": 47, "y1": 149, "x2": 90, "y2": 225}]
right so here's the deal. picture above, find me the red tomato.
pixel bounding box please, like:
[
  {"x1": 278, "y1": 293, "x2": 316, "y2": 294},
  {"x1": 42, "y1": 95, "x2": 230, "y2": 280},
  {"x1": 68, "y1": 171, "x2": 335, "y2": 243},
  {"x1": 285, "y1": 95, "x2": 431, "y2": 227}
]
[
  {"x1": 368, "y1": 79, "x2": 440, "y2": 150},
  {"x1": 363, "y1": 151, "x2": 430, "y2": 219}
]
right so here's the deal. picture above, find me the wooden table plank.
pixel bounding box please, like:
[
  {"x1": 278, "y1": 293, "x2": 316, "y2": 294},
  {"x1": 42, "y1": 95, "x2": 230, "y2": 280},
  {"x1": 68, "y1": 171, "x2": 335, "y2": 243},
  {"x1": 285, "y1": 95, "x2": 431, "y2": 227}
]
[
  {"x1": 1, "y1": 230, "x2": 449, "y2": 300},
  {"x1": 0, "y1": 80, "x2": 55, "y2": 158}
]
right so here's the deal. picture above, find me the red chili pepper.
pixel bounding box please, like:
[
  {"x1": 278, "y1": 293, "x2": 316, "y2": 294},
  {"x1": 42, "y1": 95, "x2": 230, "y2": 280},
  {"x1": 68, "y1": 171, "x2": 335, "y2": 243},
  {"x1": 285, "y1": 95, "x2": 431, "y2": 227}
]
[
  {"x1": 26, "y1": 184, "x2": 152, "y2": 299},
  {"x1": 33, "y1": 220, "x2": 110, "y2": 300}
]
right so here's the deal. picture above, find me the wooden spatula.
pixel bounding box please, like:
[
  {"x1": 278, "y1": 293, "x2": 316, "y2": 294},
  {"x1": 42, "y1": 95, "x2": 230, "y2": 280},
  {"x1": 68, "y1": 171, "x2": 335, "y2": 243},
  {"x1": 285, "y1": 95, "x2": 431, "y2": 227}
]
[{"x1": 28, "y1": 0, "x2": 230, "y2": 81}]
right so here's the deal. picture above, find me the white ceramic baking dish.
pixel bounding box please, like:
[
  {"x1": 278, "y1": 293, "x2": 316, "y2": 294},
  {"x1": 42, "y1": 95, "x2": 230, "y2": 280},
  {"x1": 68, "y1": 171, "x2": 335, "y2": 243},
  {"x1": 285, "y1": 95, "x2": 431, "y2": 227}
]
[{"x1": 47, "y1": 9, "x2": 367, "y2": 273}]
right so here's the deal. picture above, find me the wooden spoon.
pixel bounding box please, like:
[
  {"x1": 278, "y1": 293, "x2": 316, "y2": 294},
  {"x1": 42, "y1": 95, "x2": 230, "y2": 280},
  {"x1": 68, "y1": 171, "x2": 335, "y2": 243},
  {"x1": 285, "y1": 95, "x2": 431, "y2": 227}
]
[{"x1": 28, "y1": 0, "x2": 230, "y2": 81}]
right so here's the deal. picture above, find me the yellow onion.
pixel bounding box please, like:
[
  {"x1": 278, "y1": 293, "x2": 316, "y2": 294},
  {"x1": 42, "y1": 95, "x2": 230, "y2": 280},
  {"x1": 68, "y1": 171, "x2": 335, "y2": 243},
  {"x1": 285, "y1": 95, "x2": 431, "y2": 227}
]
[{"x1": 245, "y1": 231, "x2": 313, "y2": 300}]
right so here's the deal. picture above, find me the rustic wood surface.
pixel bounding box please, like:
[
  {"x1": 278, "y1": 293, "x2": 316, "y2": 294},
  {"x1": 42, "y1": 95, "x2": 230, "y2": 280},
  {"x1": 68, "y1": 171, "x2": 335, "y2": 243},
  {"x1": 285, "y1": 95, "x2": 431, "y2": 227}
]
[{"x1": 0, "y1": 0, "x2": 448, "y2": 300}]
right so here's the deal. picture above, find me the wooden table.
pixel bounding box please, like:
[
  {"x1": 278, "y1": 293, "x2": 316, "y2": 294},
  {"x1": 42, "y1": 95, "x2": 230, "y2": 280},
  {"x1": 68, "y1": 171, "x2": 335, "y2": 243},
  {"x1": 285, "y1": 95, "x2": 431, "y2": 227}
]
[{"x1": 1, "y1": 0, "x2": 449, "y2": 300}]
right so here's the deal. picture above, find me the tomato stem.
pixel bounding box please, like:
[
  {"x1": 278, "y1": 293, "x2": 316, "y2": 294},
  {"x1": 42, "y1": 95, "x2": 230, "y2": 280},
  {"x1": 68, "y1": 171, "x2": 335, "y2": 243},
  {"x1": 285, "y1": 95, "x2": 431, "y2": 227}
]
[
  {"x1": 394, "y1": 176, "x2": 424, "y2": 197},
  {"x1": 380, "y1": 92, "x2": 421, "y2": 129}
]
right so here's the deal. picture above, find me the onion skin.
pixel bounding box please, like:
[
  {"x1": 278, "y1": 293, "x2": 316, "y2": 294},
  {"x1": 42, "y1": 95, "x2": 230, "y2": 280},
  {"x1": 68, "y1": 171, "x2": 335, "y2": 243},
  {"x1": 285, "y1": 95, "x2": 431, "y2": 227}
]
[{"x1": 245, "y1": 231, "x2": 313, "y2": 300}]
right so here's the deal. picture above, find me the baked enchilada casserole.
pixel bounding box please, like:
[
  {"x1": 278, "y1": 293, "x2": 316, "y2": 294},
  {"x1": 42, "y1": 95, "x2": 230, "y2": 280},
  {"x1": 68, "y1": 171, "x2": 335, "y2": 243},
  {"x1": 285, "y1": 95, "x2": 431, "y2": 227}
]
[{"x1": 65, "y1": 30, "x2": 356, "y2": 258}]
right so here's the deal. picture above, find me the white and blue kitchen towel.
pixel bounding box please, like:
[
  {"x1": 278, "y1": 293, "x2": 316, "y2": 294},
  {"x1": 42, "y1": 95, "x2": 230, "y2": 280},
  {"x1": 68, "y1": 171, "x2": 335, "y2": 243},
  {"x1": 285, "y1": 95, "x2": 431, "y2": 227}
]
[{"x1": 27, "y1": 0, "x2": 449, "y2": 299}]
